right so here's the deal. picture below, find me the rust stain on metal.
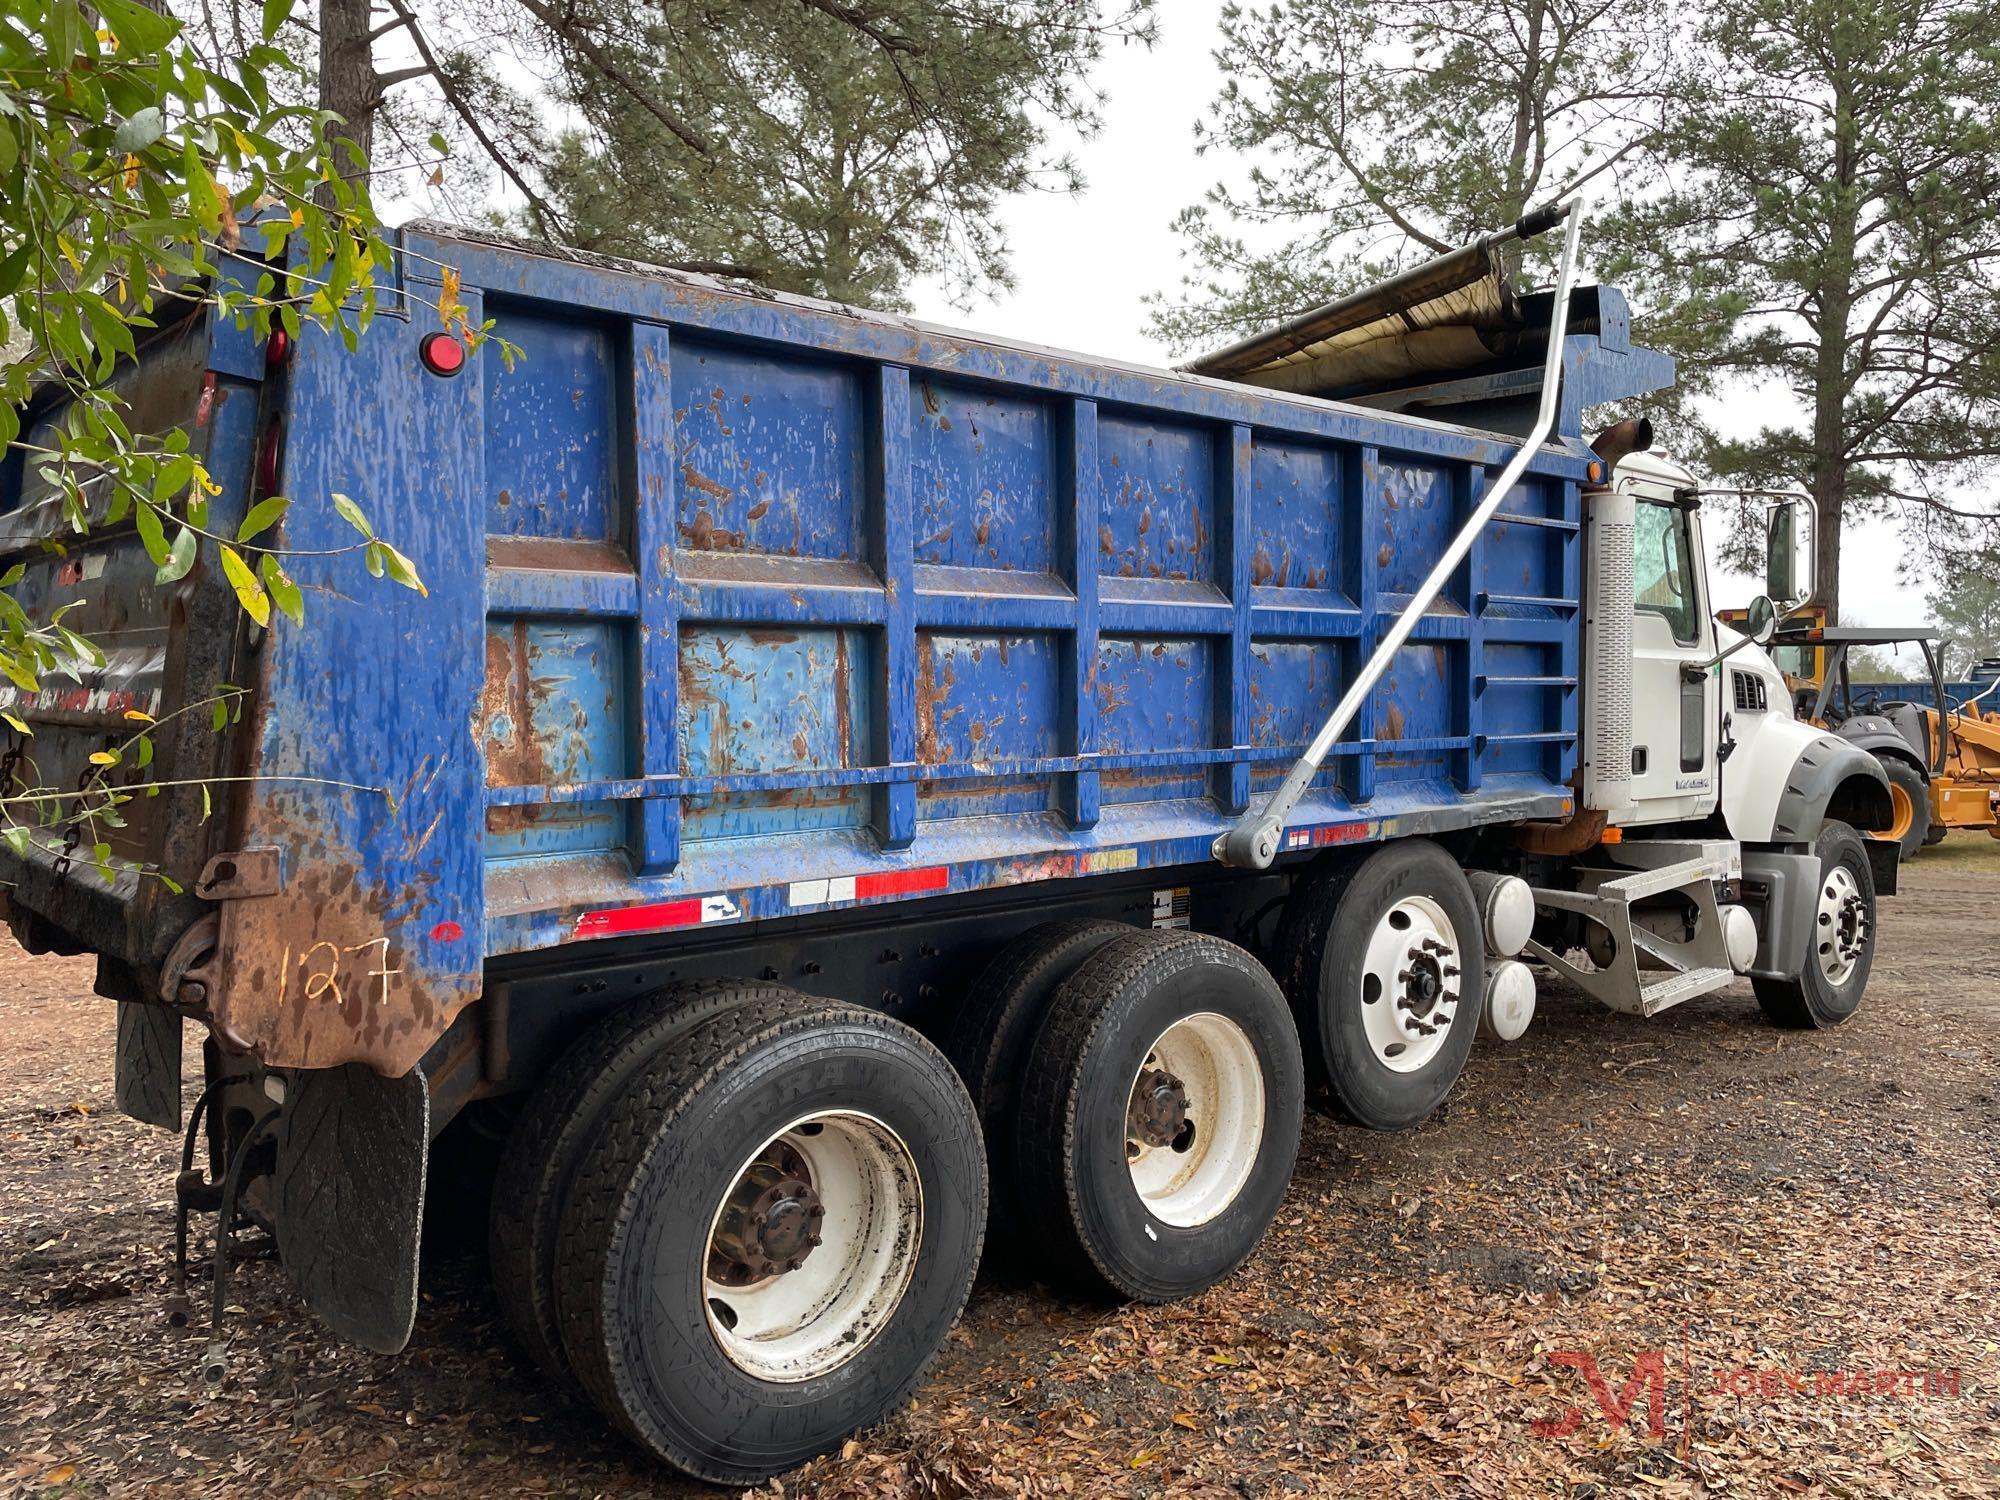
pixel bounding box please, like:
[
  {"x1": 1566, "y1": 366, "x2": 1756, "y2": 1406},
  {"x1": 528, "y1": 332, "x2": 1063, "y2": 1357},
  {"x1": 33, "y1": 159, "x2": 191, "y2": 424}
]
[
  {"x1": 745, "y1": 498, "x2": 771, "y2": 522},
  {"x1": 678, "y1": 509, "x2": 744, "y2": 550},
  {"x1": 833, "y1": 630, "x2": 853, "y2": 768},
  {"x1": 680, "y1": 464, "x2": 735, "y2": 504},
  {"x1": 915, "y1": 645, "x2": 955, "y2": 765},
  {"x1": 1384, "y1": 703, "x2": 1406, "y2": 740},
  {"x1": 1251, "y1": 544, "x2": 1274, "y2": 586},
  {"x1": 208, "y1": 802, "x2": 472, "y2": 1077}
]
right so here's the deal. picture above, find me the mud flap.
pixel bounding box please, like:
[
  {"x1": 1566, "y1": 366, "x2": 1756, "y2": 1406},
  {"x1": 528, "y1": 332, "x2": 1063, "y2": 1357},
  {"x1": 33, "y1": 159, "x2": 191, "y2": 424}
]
[
  {"x1": 275, "y1": 1063, "x2": 429, "y2": 1355},
  {"x1": 114, "y1": 1002, "x2": 182, "y2": 1131},
  {"x1": 1864, "y1": 837, "x2": 1899, "y2": 897}
]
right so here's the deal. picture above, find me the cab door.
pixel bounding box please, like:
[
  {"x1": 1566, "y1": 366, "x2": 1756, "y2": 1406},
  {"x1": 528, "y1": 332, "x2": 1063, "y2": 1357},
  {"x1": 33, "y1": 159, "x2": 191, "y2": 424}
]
[{"x1": 1621, "y1": 485, "x2": 1719, "y2": 822}]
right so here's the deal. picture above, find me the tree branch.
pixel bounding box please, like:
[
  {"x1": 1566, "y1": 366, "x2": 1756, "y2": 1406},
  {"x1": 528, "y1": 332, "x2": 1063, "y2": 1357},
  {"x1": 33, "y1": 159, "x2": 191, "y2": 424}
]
[{"x1": 379, "y1": 0, "x2": 568, "y2": 236}]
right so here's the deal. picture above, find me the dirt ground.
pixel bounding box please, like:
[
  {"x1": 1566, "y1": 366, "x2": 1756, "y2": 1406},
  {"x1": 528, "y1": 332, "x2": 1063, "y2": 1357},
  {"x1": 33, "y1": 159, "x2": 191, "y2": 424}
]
[{"x1": 2, "y1": 848, "x2": 1998, "y2": 1499}]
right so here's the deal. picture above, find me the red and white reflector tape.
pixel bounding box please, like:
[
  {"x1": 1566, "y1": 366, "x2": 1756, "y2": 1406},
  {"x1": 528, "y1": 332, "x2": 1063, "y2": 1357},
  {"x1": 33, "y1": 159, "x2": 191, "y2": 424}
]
[
  {"x1": 574, "y1": 893, "x2": 740, "y2": 940},
  {"x1": 1283, "y1": 822, "x2": 1378, "y2": 852},
  {"x1": 788, "y1": 866, "x2": 948, "y2": 909}
]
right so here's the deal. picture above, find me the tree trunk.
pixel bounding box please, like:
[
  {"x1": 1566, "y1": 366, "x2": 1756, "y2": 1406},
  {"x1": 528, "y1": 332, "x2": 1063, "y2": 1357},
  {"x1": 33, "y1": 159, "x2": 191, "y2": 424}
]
[
  {"x1": 1809, "y1": 61, "x2": 1861, "y2": 625},
  {"x1": 318, "y1": 0, "x2": 380, "y2": 186}
]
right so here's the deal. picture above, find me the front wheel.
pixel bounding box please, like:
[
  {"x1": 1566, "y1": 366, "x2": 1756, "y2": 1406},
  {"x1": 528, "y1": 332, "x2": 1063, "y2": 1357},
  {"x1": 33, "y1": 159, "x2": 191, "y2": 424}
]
[{"x1": 1753, "y1": 820, "x2": 1877, "y2": 1029}]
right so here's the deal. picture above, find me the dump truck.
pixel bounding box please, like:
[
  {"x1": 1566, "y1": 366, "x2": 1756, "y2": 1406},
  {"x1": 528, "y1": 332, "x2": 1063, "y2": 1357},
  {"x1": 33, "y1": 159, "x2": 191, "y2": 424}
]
[{"x1": 0, "y1": 204, "x2": 1897, "y2": 1484}]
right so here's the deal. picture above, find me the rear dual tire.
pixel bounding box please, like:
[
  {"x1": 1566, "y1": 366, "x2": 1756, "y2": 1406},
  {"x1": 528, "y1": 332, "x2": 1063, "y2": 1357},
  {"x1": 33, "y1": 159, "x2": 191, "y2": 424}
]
[
  {"x1": 940, "y1": 919, "x2": 1129, "y2": 1249},
  {"x1": 488, "y1": 978, "x2": 795, "y2": 1390},
  {"x1": 1012, "y1": 930, "x2": 1304, "y2": 1302},
  {"x1": 497, "y1": 992, "x2": 985, "y2": 1486}
]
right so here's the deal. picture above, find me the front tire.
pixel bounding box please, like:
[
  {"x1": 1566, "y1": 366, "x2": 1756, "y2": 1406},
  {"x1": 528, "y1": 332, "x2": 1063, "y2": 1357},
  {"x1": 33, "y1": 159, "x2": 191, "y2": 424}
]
[
  {"x1": 1753, "y1": 820, "x2": 1876, "y2": 1029},
  {"x1": 553, "y1": 997, "x2": 985, "y2": 1485}
]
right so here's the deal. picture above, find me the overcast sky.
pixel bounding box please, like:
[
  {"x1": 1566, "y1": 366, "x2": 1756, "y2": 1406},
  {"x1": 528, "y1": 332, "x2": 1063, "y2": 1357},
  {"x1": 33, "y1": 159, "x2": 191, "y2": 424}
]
[{"x1": 899, "y1": 0, "x2": 1931, "y2": 649}]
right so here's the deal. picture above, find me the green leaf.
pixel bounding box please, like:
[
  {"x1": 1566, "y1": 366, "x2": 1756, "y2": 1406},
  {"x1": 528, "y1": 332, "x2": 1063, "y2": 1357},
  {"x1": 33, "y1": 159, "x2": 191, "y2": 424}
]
[
  {"x1": 330, "y1": 491, "x2": 373, "y2": 538},
  {"x1": 134, "y1": 734, "x2": 153, "y2": 769},
  {"x1": 260, "y1": 0, "x2": 292, "y2": 40},
  {"x1": 236, "y1": 494, "x2": 289, "y2": 544},
  {"x1": 258, "y1": 553, "x2": 303, "y2": 625},
  {"x1": 94, "y1": 0, "x2": 182, "y2": 54},
  {"x1": 184, "y1": 140, "x2": 221, "y2": 234},
  {"x1": 1, "y1": 827, "x2": 29, "y2": 858},
  {"x1": 373, "y1": 541, "x2": 428, "y2": 597},
  {"x1": 210, "y1": 699, "x2": 227, "y2": 733},
  {"x1": 112, "y1": 106, "x2": 164, "y2": 154},
  {"x1": 132, "y1": 500, "x2": 169, "y2": 567},
  {"x1": 0, "y1": 244, "x2": 32, "y2": 299},
  {"x1": 219, "y1": 545, "x2": 270, "y2": 626},
  {"x1": 156, "y1": 526, "x2": 196, "y2": 585}
]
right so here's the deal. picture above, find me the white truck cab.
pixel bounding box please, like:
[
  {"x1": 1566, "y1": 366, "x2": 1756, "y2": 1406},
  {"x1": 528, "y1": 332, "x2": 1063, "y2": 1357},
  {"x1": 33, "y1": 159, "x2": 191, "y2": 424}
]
[{"x1": 1519, "y1": 428, "x2": 1896, "y2": 1030}]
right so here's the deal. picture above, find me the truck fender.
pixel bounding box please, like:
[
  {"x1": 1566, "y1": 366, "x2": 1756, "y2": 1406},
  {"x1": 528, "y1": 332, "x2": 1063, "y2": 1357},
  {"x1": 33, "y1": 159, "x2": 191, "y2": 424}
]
[
  {"x1": 1724, "y1": 714, "x2": 1892, "y2": 846},
  {"x1": 1768, "y1": 735, "x2": 1893, "y2": 844}
]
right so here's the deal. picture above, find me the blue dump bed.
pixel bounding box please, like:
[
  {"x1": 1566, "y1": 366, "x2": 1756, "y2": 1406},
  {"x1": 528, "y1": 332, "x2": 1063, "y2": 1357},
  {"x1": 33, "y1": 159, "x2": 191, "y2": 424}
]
[{"x1": 0, "y1": 224, "x2": 1670, "y2": 1075}]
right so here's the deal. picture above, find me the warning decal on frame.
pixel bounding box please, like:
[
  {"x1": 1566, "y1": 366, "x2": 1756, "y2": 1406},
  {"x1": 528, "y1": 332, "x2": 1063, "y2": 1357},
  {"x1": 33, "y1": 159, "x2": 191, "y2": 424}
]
[{"x1": 1152, "y1": 887, "x2": 1192, "y2": 929}]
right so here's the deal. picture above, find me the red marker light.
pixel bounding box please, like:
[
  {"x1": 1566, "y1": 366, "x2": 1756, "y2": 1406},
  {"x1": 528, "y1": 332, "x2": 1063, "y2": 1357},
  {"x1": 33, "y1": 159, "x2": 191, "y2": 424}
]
[
  {"x1": 419, "y1": 332, "x2": 466, "y2": 377},
  {"x1": 255, "y1": 419, "x2": 285, "y2": 498},
  {"x1": 265, "y1": 327, "x2": 290, "y2": 368}
]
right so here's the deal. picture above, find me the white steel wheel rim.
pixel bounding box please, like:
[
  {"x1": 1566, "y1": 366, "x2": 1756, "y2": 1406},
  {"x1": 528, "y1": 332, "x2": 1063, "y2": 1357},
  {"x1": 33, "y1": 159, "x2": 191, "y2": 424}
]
[
  {"x1": 1359, "y1": 894, "x2": 1463, "y2": 1073},
  {"x1": 1814, "y1": 865, "x2": 1869, "y2": 986},
  {"x1": 1124, "y1": 1012, "x2": 1265, "y2": 1228},
  {"x1": 701, "y1": 1110, "x2": 923, "y2": 1384}
]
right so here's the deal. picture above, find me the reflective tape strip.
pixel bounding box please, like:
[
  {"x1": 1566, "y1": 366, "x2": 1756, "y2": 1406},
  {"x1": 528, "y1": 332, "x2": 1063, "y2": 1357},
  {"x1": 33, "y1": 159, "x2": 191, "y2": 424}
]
[
  {"x1": 1080, "y1": 848, "x2": 1137, "y2": 874},
  {"x1": 574, "y1": 893, "x2": 740, "y2": 939},
  {"x1": 789, "y1": 866, "x2": 948, "y2": 909},
  {"x1": 1284, "y1": 822, "x2": 1377, "y2": 851}
]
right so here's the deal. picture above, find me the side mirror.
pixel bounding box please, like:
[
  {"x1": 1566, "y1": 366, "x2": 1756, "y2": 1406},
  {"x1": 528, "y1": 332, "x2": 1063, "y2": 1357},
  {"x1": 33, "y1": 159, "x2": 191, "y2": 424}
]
[
  {"x1": 1744, "y1": 593, "x2": 1778, "y2": 646},
  {"x1": 1766, "y1": 497, "x2": 1814, "y2": 606},
  {"x1": 1697, "y1": 592, "x2": 1781, "y2": 677}
]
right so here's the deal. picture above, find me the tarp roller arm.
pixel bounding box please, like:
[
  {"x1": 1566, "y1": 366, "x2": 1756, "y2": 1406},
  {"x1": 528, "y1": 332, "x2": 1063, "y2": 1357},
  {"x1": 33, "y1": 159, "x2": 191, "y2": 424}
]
[{"x1": 1212, "y1": 198, "x2": 1588, "y2": 871}]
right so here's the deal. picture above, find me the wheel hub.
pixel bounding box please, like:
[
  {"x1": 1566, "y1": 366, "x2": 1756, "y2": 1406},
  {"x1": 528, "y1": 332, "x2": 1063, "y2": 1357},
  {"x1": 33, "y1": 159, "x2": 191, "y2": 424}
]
[
  {"x1": 1815, "y1": 866, "x2": 1870, "y2": 984},
  {"x1": 1127, "y1": 1065, "x2": 1190, "y2": 1149},
  {"x1": 1393, "y1": 935, "x2": 1460, "y2": 1041},
  {"x1": 707, "y1": 1141, "x2": 825, "y2": 1286}
]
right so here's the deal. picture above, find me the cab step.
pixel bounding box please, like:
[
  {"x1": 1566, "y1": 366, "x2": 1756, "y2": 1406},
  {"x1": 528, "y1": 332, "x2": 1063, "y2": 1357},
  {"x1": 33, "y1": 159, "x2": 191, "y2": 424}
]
[{"x1": 1639, "y1": 966, "x2": 1735, "y2": 1017}]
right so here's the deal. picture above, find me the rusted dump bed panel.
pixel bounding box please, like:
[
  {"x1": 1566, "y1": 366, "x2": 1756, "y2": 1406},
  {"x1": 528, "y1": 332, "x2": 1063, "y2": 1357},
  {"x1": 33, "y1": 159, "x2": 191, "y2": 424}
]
[{"x1": 3, "y1": 226, "x2": 1604, "y2": 1075}]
